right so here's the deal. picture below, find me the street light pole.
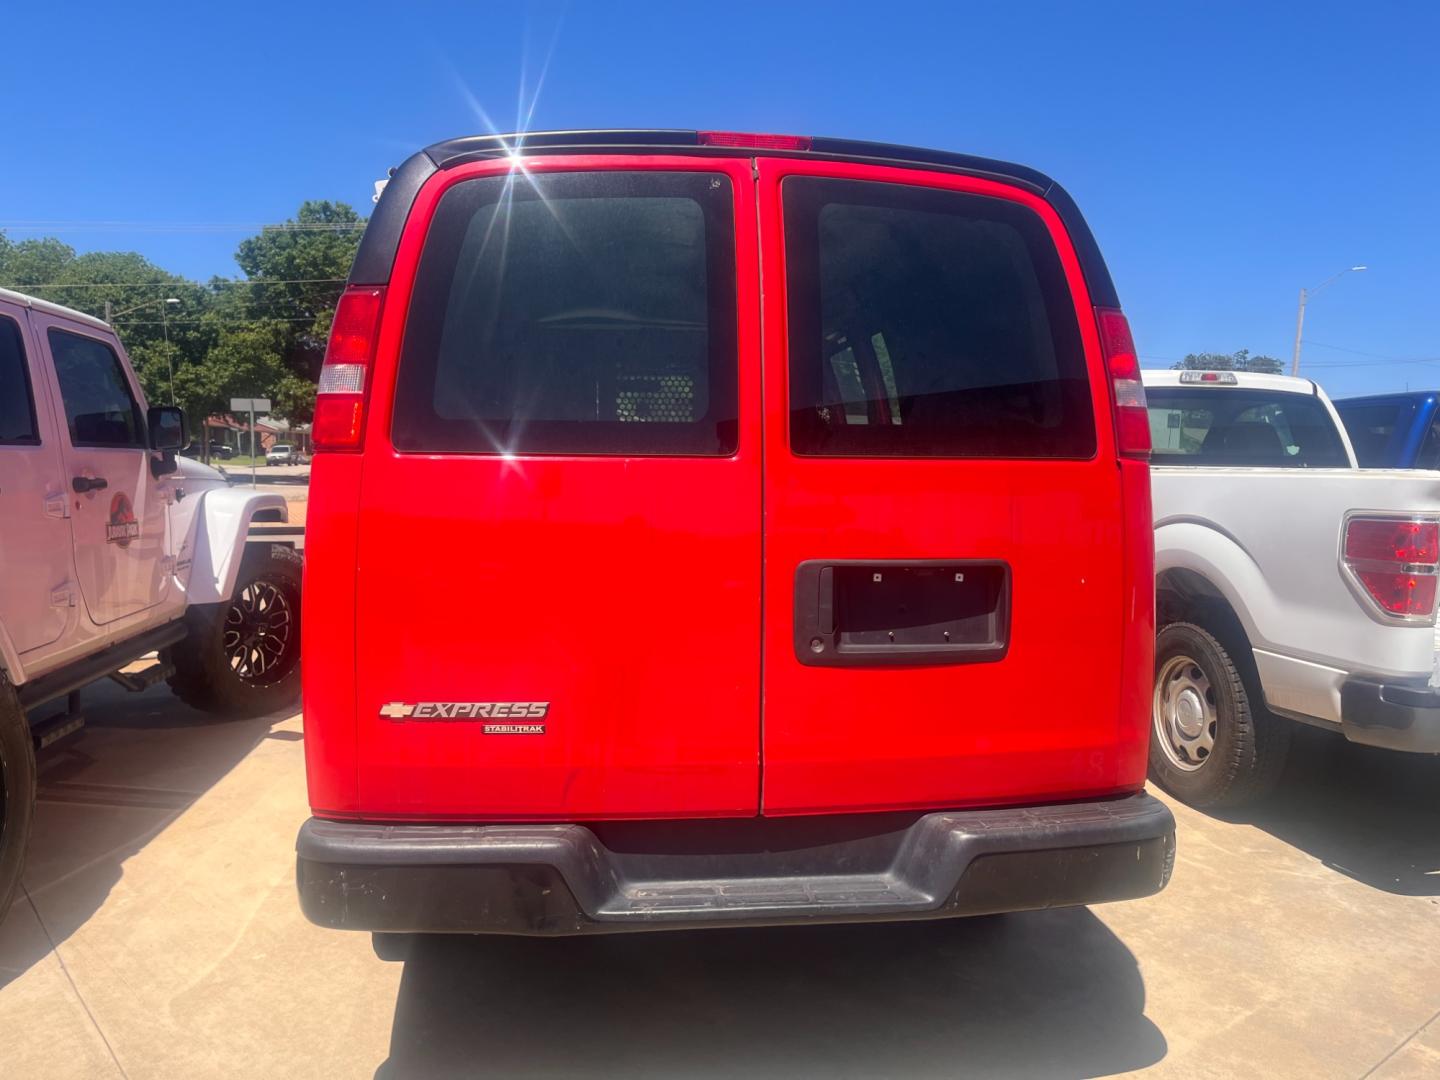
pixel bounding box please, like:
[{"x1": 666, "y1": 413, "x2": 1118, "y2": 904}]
[
  {"x1": 104, "y1": 295, "x2": 180, "y2": 322},
  {"x1": 103, "y1": 295, "x2": 181, "y2": 401},
  {"x1": 1290, "y1": 265, "x2": 1367, "y2": 377},
  {"x1": 161, "y1": 302, "x2": 174, "y2": 404}
]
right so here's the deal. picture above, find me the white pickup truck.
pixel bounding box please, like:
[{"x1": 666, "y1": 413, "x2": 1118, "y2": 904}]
[{"x1": 1143, "y1": 370, "x2": 1440, "y2": 807}]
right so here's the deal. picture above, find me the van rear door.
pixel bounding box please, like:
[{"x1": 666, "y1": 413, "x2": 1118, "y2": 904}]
[
  {"x1": 352, "y1": 158, "x2": 762, "y2": 819},
  {"x1": 757, "y1": 158, "x2": 1135, "y2": 814}
]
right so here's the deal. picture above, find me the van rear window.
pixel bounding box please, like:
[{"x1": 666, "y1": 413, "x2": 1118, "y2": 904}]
[
  {"x1": 783, "y1": 178, "x2": 1095, "y2": 458},
  {"x1": 391, "y1": 171, "x2": 738, "y2": 455}
]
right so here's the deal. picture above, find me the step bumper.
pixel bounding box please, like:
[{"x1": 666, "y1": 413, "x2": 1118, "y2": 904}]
[{"x1": 296, "y1": 793, "x2": 1175, "y2": 936}]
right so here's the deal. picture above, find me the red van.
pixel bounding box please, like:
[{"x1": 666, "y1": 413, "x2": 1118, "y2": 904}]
[{"x1": 296, "y1": 130, "x2": 1173, "y2": 942}]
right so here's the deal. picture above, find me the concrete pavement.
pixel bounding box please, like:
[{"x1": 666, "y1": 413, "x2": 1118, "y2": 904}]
[{"x1": 1, "y1": 681, "x2": 1437, "y2": 1078}]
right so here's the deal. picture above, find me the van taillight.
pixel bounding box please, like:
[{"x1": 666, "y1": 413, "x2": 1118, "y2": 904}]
[
  {"x1": 314, "y1": 287, "x2": 384, "y2": 451},
  {"x1": 1343, "y1": 517, "x2": 1440, "y2": 619},
  {"x1": 1096, "y1": 307, "x2": 1150, "y2": 460}
]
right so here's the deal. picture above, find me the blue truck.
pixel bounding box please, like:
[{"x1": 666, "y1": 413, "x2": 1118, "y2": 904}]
[{"x1": 1335, "y1": 392, "x2": 1440, "y2": 469}]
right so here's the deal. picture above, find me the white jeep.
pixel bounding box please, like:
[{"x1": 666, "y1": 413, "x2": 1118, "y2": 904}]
[{"x1": 0, "y1": 287, "x2": 303, "y2": 921}]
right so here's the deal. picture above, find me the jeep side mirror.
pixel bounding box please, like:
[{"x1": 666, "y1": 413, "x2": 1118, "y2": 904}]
[{"x1": 148, "y1": 405, "x2": 187, "y2": 452}]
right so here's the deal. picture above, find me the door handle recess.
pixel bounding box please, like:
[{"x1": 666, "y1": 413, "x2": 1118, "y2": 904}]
[{"x1": 72, "y1": 476, "x2": 108, "y2": 494}]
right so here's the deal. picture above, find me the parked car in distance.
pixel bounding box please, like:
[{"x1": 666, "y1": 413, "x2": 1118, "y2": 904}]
[
  {"x1": 1143, "y1": 370, "x2": 1440, "y2": 808},
  {"x1": 208, "y1": 440, "x2": 234, "y2": 460},
  {"x1": 297, "y1": 128, "x2": 1174, "y2": 955},
  {"x1": 265, "y1": 443, "x2": 298, "y2": 466},
  {"x1": 1335, "y1": 391, "x2": 1440, "y2": 469},
  {"x1": 0, "y1": 288, "x2": 304, "y2": 925}
]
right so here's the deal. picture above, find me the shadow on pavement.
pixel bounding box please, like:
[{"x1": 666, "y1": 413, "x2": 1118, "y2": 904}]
[
  {"x1": 0, "y1": 679, "x2": 289, "y2": 988},
  {"x1": 1217, "y1": 725, "x2": 1440, "y2": 896},
  {"x1": 379, "y1": 909, "x2": 1166, "y2": 1079}
]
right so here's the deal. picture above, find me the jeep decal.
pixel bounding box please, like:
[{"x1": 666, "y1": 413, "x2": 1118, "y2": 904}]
[{"x1": 105, "y1": 492, "x2": 140, "y2": 546}]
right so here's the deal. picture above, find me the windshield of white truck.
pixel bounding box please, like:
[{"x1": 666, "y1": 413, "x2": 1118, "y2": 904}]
[{"x1": 1146, "y1": 388, "x2": 1350, "y2": 467}]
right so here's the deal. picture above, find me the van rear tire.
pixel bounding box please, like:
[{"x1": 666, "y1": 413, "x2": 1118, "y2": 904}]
[
  {"x1": 1149, "y1": 621, "x2": 1291, "y2": 808},
  {"x1": 0, "y1": 677, "x2": 36, "y2": 926},
  {"x1": 169, "y1": 544, "x2": 303, "y2": 717}
]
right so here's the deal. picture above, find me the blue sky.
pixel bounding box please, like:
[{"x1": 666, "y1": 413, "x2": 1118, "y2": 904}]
[{"x1": 2, "y1": 0, "x2": 1435, "y2": 396}]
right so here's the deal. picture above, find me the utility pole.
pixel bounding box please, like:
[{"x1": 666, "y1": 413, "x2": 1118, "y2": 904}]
[{"x1": 1289, "y1": 288, "x2": 1307, "y2": 377}]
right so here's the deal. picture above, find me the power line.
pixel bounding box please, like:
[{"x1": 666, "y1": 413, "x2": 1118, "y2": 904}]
[
  {"x1": 1, "y1": 277, "x2": 347, "y2": 289},
  {"x1": 1300, "y1": 340, "x2": 1430, "y2": 362},
  {"x1": 0, "y1": 220, "x2": 365, "y2": 233},
  {"x1": 1304, "y1": 357, "x2": 1440, "y2": 370},
  {"x1": 1300, "y1": 340, "x2": 1440, "y2": 368},
  {"x1": 112, "y1": 315, "x2": 325, "y2": 326}
]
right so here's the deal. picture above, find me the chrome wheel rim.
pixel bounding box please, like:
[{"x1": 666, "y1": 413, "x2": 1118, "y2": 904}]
[
  {"x1": 223, "y1": 576, "x2": 297, "y2": 686},
  {"x1": 1154, "y1": 654, "x2": 1216, "y2": 772}
]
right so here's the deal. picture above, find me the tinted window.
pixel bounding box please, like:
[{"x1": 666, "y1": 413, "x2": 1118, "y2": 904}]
[
  {"x1": 1147, "y1": 388, "x2": 1350, "y2": 467},
  {"x1": 0, "y1": 316, "x2": 39, "y2": 444},
  {"x1": 783, "y1": 178, "x2": 1094, "y2": 458},
  {"x1": 48, "y1": 329, "x2": 146, "y2": 448},
  {"x1": 1417, "y1": 417, "x2": 1440, "y2": 470},
  {"x1": 1334, "y1": 400, "x2": 1417, "y2": 466},
  {"x1": 392, "y1": 171, "x2": 737, "y2": 455}
]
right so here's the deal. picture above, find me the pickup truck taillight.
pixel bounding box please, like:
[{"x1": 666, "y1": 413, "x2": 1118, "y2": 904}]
[
  {"x1": 1343, "y1": 517, "x2": 1440, "y2": 619},
  {"x1": 314, "y1": 287, "x2": 385, "y2": 451}
]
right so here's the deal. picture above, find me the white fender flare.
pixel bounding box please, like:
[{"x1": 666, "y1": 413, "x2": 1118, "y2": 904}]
[
  {"x1": 1153, "y1": 518, "x2": 1278, "y2": 651},
  {"x1": 181, "y1": 488, "x2": 290, "y2": 605}
]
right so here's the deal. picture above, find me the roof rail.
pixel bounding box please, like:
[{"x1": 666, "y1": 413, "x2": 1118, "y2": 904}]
[{"x1": 350, "y1": 130, "x2": 1119, "y2": 308}]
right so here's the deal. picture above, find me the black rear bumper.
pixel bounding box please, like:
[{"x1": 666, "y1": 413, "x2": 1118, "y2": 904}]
[
  {"x1": 296, "y1": 793, "x2": 1175, "y2": 935},
  {"x1": 1341, "y1": 676, "x2": 1440, "y2": 753}
]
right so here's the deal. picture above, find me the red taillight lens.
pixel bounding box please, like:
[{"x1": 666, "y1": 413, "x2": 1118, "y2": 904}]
[
  {"x1": 1097, "y1": 307, "x2": 1150, "y2": 459},
  {"x1": 697, "y1": 131, "x2": 812, "y2": 151},
  {"x1": 1344, "y1": 517, "x2": 1440, "y2": 618},
  {"x1": 1352, "y1": 571, "x2": 1438, "y2": 617},
  {"x1": 1345, "y1": 519, "x2": 1440, "y2": 565},
  {"x1": 313, "y1": 286, "x2": 384, "y2": 451}
]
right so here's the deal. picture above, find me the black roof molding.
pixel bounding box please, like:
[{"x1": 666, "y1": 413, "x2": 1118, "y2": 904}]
[
  {"x1": 349, "y1": 150, "x2": 439, "y2": 285},
  {"x1": 351, "y1": 130, "x2": 1118, "y2": 307},
  {"x1": 426, "y1": 129, "x2": 701, "y2": 167}
]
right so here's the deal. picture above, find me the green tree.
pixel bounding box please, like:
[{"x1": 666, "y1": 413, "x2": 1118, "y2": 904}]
[
  {"x1": 0, "y1": 239, "x2": 217, "y2": 408},
  {"x1": 232, "y1": 201, "x2": 364, "y2": 396},
  {"x1": 0, "y1": 235, "x2": 77, "y2": 287},
  {"x1": 1173, "y1": 349, "x2": 1284, "y2": 375},
  {"x1": 177, "y1": 323, "x2": 292, "y2": 451},
  {"x1": 1174, "y1": 352, "x2": 1236, "y2": 371},
  {"x1": 1235, "y1": 350, "x2": 1284, "y2": 375},
  {"x1": 1, "y1": 199, "x2": 365, "y2": 442}
]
